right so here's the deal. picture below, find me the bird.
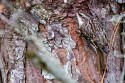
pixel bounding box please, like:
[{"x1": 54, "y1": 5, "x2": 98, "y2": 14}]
[
  {"x1": 76, "y1": 12, "x2": 109, "y2": 54},
  {"x1": 76, "y1": 12, "x2": 109, "y2": 74}
]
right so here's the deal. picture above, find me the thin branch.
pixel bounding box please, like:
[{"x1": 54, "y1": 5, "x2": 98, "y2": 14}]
[
  {"x1": 101, "y1": 11, "x2": 125, "y2": 83},
  {"x1": 0, "y1": 10, "x2": 77, "y2": 83}
]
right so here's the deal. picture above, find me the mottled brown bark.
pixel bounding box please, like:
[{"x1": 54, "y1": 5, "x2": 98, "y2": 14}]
[
  {"x1": 0, "y1": 26, "x2": 26, "y2": 83},
  {"x1": 0, "y1": 0, "x2": 124, "y2": 83}
]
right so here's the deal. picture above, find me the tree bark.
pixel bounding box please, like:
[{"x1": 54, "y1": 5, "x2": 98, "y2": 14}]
[{"x1": 0, "y1": 0, "x2": 124, "y2": 83}]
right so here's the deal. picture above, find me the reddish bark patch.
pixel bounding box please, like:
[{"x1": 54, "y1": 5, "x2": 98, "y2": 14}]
[
  {"x1": 63, "y1": 17, "x2": 87, "y2": 62},
  {"x1": 54, "y1": 48, "x2": 68, "y2": 65},
  {"x1": 63, "y1": 17, "x2": 102, "y2": 82}
]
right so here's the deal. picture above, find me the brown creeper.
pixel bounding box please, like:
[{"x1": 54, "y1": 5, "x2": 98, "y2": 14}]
[
  {"x1": 76, "y1": 12, "x2": 109, "y2": 54},
  {"x1": 76, "y1": 12, "x2": 110, "y2": 73}
]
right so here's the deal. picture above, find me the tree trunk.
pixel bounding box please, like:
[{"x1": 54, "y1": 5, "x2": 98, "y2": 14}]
[{"x1": 0, "y1": 0, "x2": 124, "y2": 83}]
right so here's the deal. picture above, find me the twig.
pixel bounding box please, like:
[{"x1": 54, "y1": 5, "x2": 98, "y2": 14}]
[
  {"x1": 31, "y1": 35, "x2": 76, "y2": 83},
  {"x1": 0, "y1": 10, "x2": 77, "y2": 83},
  {"x1": 101, "y1": 12, "x2": 123, "y2": 83}
]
